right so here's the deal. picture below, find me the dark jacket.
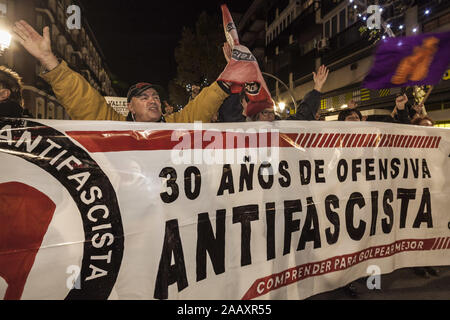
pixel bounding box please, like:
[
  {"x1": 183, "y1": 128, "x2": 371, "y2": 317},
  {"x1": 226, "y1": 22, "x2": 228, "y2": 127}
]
[
  {"x1": 218, "y1": 93, "x2": 246, "y2": 122},
  {"x1": 394, "y1": 108, "x2": 411, "y2": 124},
  {"x1": 288, "y1": 89, "x2": 321, "y2": 121}
]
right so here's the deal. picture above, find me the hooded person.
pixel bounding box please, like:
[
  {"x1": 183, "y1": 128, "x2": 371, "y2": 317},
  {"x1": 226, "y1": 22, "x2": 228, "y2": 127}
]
[
  {"x1": 13, "y1": 20, "x2": 232, "y2": 123},
  {"x1": 0, "y1": 66, "x2": 24, "y2": 118}
]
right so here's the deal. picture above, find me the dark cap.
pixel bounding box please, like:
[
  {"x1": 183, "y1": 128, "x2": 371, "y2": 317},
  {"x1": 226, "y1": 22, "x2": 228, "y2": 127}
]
[{"x1": 127, "y1": 82, "x2": 165, "y2": 103}]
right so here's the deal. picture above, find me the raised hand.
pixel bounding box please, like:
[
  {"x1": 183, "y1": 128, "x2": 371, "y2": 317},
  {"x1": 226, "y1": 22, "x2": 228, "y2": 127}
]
[
  {"x1": 313, "y1": 65, "x2": 329, "y2": 92},
  {"x1": 395, "y1": 94, "x2": 408, "y2": 110},
  {"x1": 163, "y1": 101, "x2": 174, "y2": 115},
  {"x1": 13, "y1": 20, "x2": 59, "y2": 71}
]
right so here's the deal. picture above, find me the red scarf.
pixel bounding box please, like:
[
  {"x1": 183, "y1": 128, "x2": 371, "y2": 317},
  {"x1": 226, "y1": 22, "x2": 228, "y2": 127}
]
[{"x1": 217, "y1": 5, "x2": 273, "y2": 117}]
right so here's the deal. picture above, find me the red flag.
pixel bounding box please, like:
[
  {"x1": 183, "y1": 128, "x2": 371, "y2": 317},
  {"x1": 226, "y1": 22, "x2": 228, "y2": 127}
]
[
  {"x1": 217, "y1": 5, "x2": 273, "y2": 117},
  {"x1": 0, "y1": 182, "x2": 55, "y2": 300}
]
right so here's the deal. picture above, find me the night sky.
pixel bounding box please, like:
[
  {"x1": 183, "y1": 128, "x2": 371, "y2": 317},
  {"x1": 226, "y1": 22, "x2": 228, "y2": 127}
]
[{"x1": 78, "y1": 0, "x2": 254, "y2": 96}]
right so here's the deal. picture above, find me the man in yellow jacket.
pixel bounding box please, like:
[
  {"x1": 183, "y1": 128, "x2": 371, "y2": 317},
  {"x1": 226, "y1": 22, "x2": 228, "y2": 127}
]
[{"x1": 13, "y1": 20, "x2": 229, "y2": 123}]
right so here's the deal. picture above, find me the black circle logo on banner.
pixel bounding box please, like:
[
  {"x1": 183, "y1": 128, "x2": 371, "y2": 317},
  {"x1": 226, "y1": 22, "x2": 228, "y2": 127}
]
[{"x1": 0, "y1": 118, "x2": 124, "y2": 300}]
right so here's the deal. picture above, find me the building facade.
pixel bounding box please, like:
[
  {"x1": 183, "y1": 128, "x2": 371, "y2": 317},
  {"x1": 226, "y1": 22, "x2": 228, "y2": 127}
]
[
  {"x1": 0, "y1": 0, "x2": 116, "y2": 119},
  {"x1": 243, "y1": 0, "x2": 450, "y2": 124}
]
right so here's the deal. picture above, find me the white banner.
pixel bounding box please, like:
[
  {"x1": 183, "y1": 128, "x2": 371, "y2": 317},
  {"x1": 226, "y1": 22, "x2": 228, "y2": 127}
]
[
  {"x1": 0, "y1": 118, "x2": 449, "y2": 300},
  {"x1": 104, "y1": 96, "x2": 128, "y2": 116}
]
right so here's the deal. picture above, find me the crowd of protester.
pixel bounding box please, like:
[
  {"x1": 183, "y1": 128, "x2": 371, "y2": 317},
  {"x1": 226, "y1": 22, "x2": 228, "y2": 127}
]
[
  {"x1": 0, "y1": 19, "x2": 441, "y2": 298},
  {"x1": 7, "y1": 20, "x2": 436, "y2": 129}
]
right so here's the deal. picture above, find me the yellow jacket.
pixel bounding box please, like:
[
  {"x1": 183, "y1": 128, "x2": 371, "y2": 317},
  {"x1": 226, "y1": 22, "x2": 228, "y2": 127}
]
[{"x1": 40, "y1": 60, "x2": 229, "y2": 122}]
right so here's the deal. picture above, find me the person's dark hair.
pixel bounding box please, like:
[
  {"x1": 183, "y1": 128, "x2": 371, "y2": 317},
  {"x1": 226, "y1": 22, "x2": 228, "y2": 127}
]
[
  {"x1": 0, "y1": 66, "x2": 23, "y2": 106},
  {"x1": 411, "y1": 115, "x2": 434, "y2": 126},
  {"x1": 365, "y1": 114, "x2": 395, "y2": 123},
  {"x1": 338, "y1": 108, "x2": 362, "y2": 121}
]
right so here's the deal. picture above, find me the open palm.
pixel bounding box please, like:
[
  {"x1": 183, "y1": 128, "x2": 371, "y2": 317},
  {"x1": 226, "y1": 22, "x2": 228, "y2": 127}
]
[
  {"x1": 313, "y1": 65, "x2": 329, "y2": 92},
  {"x1": 13, "y1": 20, "x2": 58, "y2": 70}
]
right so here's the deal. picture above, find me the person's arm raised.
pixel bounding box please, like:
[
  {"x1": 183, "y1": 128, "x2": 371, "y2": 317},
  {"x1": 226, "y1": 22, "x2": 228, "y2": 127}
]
[
  {"x1": 313, "y1": 65, "x2": 329, "y2": 93},
  {"x1": 13, "y1": 20, "x2": 59, "y2": 71}
]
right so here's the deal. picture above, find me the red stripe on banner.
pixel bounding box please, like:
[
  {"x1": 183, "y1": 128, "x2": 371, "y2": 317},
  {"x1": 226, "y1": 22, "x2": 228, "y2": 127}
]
[
  {"x1": 359, "y1": 134, "x2": 369, "y2": 147},
  {"x1": 442, "y1": 237, "x2": 448, "y2": 249},
  {"x1": 429, "y1": 136, "x2": 436, "y2": 148},
  {"x1": 435, "y1": 238, "x2": 444, "y2": 250},
  {"x1": 391, "y1": 135, "x2": 398, "y2": 147},
  {"x1": 394, "y1": 135, "x2": 402, "y2": 148},
  {"x1": 438, "y1": 237, "x2": 444, "y2": 249},
  {"x1": 362, "y1": 134, "x2": 373, "y2": 147},
  {"x1": 349, "y1": 134, "x2": 358, "y2": 147},
  {"x1": 409, "y1": 135, "x2": 416, "y2": 148},
  {"x1": 311, "y1": 134, "x2": 322, "y2": 148},
  {"x1": 374, "y1": 134, "x2": 383, "y2": 148},
  {"x1": 389, "y1": 134, "x2": 395, "y2": 147},
  {"x1": 441, "y1": 238, "x2": 450, "y2": 250},
  {"x1": 400, "y1": 135, "x2": 409, "y2": 148},
  {"x1": 435, "y1": 136, "x2": 442, "y2": 148},
  {"x1": 405, "y1": 136, "x2": 412, "y2": 148},
  {"x1": 332, "y1": 134, "x2": 340, "y2": 148},
  {"x1": 432, "y1": 238, "x2": 441, "y2": 250},
  {"x1": 406, "y1": 136, "x2": 415, "y2": 148},
  {"x1": 419, "y1": 136, "x2": 429, "y2": 148},
  {"x1": 415, "y1": 136, "x2": 423, "y2": 148},
  {"x1": 352, "y1": 134, "x2": 362, "y2": 148},
  {"x1": 323, "y1": 134, "x2": 335, "y2": 148},
  {"x1": 66, "y1": 131, "x2": 443, "y2": 153},
  {"x1": 420, "y1": 136, "x2": 429, "y2": 149},
  {"x1": 408, "y1": 136, "x2": 416, "y2": 148},
  {"x1": 382, "y1": 134, "x2": 389, "y2": 148},
  {"x1": 383, "y1": 134, "x2": 392, "y2": 148},
  {"x1": 242, "y1": 238, "x2": 438, "y2": 300},
  {"x1": 278, "y1": 134, "x2": 293, "y2": 148},
  {"x1": 398, "y1": 135, "x2": 406, "y2": 147},
  {"x1": 424, "y1": 137, "x2": 434, "y2": 149},
  {"x1": 294, "y1": 133, "x2": 305, "y2": 147},
  {"x1": 343, "y1": 134, "x2": 352, "y2": 147},
  {"x1": 417, "y1": 136, "x2": 425, "y2": 148},
  {"x1": 401, "y1": 135, "x2": 408, "y2": 148},
  {"x1": 333, "y1": 134, "x2": 344, "y2": 148},
  {"x1": 301, "y1": 133, "x2": 311, "y2": 148},
  {"x1": 447, "y1": 238, "x2": 450, "y2": 249},
  {"x1": 420, "y1": 137, "x2": 430, "y2": 149},
  {"x1": 341, "y1": 134, "x2": 350, "y2": 147},
  {"x1": 368, "y1": 134, "x2": 378, "y2": 147},
  {"x1": 404, "y1": 135, "x2": 411, "y2": 147},
  {"x1": 429, "y1": 136, "x2": 437, "y2": 149},
  {"x1": 398, "y1": 135, "x2": 406, "y2": 148},
  {"x1": 318, "y1": 134, "x2": 329, "y2": 148},
  {"x1": 371, "y1": 134, "x2": 381, "y2": 147},
  {"x1": 305, "y1": 133, "x2": 316, "y2": 148}
]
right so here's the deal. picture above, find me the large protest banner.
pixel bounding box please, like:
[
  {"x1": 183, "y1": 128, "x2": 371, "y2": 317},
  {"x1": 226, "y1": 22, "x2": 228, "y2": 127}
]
[{"x1": 0, "y1": 118, "x2": 449, "y2": 300}]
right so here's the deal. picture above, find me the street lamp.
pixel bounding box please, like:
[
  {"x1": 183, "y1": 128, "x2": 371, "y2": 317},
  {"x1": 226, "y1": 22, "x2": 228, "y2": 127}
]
[
  {"x1": 278, "y1": 102, "x2": 286, "y2": 112},
  {"x1": 261, "y1": 71, "x2": 298, "y2": 113},
  {"x1": 0, "y1": 29, "x2": 11, "y2": 53},
  {"x1": 0, "y1": 10, "x2": 11, "y2": 55}
]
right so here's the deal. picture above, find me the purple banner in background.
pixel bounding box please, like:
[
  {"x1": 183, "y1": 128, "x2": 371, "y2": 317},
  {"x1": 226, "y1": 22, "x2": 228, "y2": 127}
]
[{"x1": 363, "y1": 31, "x2": 450, "y2": 89}]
